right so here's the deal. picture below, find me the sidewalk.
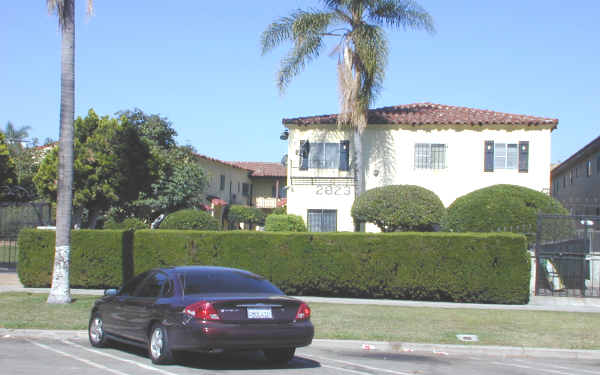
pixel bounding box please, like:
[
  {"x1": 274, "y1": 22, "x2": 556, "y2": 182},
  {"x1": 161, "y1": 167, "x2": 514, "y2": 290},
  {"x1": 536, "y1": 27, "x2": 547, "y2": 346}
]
[{"x1": 2, "y1": 270, "x2": 600, "y2": 313}]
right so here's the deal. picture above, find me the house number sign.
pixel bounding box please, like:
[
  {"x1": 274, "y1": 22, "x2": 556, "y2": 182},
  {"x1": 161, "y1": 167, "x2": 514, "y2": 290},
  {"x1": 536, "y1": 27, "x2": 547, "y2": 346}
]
[{"x1": 315, "y1": 185, "x2": 351, "y2": 196}]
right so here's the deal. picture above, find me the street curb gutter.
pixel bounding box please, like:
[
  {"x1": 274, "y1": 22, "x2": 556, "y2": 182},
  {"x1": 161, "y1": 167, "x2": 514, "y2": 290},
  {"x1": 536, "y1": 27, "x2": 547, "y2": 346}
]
[{"x1": 2, "y1": 329, "x2": 598, "y2": 360}]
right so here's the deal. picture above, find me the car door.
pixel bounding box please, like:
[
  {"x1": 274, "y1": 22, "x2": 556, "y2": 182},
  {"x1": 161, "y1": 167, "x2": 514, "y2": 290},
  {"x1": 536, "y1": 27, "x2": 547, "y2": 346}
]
[
  {"x1": 103, "y1": 272, "x2": 149, "y2": 338},
  {"x1": 124, "y1": 271, "x2": 171, "y2": 342}
]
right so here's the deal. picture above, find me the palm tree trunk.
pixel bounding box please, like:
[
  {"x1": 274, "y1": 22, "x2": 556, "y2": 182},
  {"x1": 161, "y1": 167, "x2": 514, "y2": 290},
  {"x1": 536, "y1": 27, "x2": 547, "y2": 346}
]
[{"x1": 47, "y1": 0, "x2": 75, "y2": 304}]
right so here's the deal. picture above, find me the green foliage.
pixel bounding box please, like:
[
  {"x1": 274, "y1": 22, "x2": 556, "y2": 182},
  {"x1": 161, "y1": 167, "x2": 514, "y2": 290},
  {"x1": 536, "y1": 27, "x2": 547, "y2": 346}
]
[
  {"x1": 226, "y1": 205, "x2": 266, "y2": 228},
  {"x1": 264, "y1": 214, "x2": 307, "y2": 232},
  {"x1": 272, "y1": 206, "x2": 286, "y2": 215},
  {"x1": 352, "y1": 185, "x2": 445, "y2": 232},
  {"x1": 442, "y1": 184, "x2": 569, "y2": 237},
  {"x1": 0, "y1": 131, "x2": 16, "y2": 196},
  {"x1": 132, "y1": 147, "x2": 206, "y2": 218},
  {"x1": 160, "y1": 209, "x2": 219, "y2": 230},
  {"x1": 103, "y1": 217, "x2": 147, "y2": 231},
  {"x1": 17, "y1": 229, "x2": 134, "y2": 288},
  {"x1": 132, "y1": 230, "x2": 529, "y2": 304},
  {"x1": 34, "y1": 109, "x2": 156, "y2": 227}
]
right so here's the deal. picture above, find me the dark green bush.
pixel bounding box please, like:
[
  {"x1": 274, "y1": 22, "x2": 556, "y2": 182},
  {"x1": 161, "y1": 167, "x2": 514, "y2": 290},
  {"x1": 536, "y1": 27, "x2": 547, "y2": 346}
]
[
  {"x1": 103, "y1": 217, "x2": 147, "y2": 230},
  {"x1": 226, "y1": 205, "x2": 266, "y2": 228},
  {"x1": 17, "y1": 229, "x2": 133, "y2": 288},
  {"x1": 272, "y1": 206, "x2": 286, "y2": 215},
  {"x1": 442, "y1": 184, "x2": 569, "y2": 243},
  {"x1": 264, "y1": 214, "x2": 307, "y2": 232},
  {"x1": 133, "y1": 230, "x2": 529, "y2": 304},
  {"x1": 160, "y1": 209, "x2": 219, "y2": 230},
  {"x1": 352, "y1": 185, "x2": 445, "y2": 232}
]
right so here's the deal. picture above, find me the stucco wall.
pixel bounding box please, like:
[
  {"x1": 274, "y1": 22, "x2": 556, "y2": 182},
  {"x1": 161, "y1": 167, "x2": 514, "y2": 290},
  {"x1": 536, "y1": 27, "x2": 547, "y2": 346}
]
[
  {"x1": 197, "y1": 158, "x2": 251, "y2": 206},
  {"x1": 287, "y1": 124, "x2": 552, "y2": 232}
]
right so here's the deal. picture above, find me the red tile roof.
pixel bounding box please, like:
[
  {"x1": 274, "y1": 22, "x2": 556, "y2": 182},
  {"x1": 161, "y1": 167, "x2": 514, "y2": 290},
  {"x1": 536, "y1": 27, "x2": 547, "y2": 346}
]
[
  {"x1": 282, "y1": 102, "x2": 558, "y2": 129},
  {"x1": 230, "y1": 162, "x2": 286, "y2": 177},
  {"x1": 195, "y1": 154, "x2": 287, "y2": 177}
]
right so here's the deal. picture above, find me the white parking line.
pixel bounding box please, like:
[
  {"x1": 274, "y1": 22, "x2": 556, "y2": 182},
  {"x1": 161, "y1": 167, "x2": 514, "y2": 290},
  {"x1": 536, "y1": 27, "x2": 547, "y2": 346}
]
[
  {"x1": 63, "y1": 340, "x2": 179, "y2": 375},
  {"x1": 28, "y1": 340, "x2": 130, "y2": 375},
  {"x1": 303, "y1": 353, "x2": 416, "y2": 375},
  {"x1": 492, "y1": 361, "x2": 575, "y2": 375}
]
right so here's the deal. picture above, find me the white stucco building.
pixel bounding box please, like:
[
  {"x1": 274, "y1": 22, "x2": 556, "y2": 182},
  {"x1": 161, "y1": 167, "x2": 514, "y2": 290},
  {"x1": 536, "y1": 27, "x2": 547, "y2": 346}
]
[{"x1": 283, "y1": 102, "x2": 558, "y2": 232}]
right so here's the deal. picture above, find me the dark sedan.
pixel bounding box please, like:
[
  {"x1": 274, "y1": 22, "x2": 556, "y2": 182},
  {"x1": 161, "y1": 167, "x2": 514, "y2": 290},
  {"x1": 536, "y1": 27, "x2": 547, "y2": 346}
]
[{"x1": 88, "y1": 266, "x2": 314, "y2": 365}]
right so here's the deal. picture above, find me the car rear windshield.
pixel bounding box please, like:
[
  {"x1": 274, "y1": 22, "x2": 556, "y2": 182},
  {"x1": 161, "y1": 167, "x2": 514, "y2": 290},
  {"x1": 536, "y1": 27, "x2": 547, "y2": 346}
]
[{"x1": 182, "y1": 270, "x2": 284, "y2": 295}]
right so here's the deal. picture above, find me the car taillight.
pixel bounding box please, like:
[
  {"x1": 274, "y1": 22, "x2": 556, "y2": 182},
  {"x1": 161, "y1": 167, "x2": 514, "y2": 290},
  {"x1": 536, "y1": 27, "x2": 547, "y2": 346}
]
[
  {"x1": 184, "y1": 301, "x2": 221, "y2": 321},
  {"x1": 295, "y1": 302, "x2": 311, "y2": 321}
]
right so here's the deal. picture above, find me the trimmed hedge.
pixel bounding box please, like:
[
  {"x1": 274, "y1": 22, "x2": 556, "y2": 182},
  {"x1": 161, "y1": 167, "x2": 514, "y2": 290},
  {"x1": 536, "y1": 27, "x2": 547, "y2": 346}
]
[
  {"x1": 160, "y1": 209, "x2": 219, "y2": 230},
  {"x1": 227, "y1": 205, "x2": 266, "y2": 227},
  {"x1": 17, "y1": 229, "x2": 133, "y2": 288},
  {"x1": 264, "y1": 214, "x2": 307, "y2": 232},
  {"x1": 352, "y1": 185, "x2": 445, "y2": 232},
  {"x1": 133, "y1": 230, "x2": 529, "y2": 304},
  {"x1": 103, "y1": 217, "x2": 147, "y2": 230}
]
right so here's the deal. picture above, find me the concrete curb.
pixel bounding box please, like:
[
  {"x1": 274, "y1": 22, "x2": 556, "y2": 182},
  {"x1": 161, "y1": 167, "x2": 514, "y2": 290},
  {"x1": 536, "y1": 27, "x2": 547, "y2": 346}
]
[
  {"x1": 312, "y1": 339, "x2": 600, "y2": 360},
  {"x1": 2, "y1": 329, "x2": 598, "y2": 360}
]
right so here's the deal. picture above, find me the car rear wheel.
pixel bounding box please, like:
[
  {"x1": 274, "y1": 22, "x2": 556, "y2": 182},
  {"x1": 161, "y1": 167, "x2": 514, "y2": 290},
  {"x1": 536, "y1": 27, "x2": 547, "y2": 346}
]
[
  {"x1": 88, "y1": 314, "x2": 108, "y2": 348},
  {"x1": 148, "y1": 324, "x2": 174, "y2": 365},
  {"x1": 263, "y1": 347, "x2": 295, "y2": 364}
]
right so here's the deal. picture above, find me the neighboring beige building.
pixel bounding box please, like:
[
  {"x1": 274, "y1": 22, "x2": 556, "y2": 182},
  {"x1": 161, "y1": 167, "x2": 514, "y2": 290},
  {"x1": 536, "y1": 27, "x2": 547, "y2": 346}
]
[
  {"x1": 196, "y1": 155, "x2": 286, "y2": 210},
  {"x1": 283, "y1": 102, "x2": 558, "y2": 232},
  {"x1": 551, "y1": 135, "x2": 600, "y2": 215}
]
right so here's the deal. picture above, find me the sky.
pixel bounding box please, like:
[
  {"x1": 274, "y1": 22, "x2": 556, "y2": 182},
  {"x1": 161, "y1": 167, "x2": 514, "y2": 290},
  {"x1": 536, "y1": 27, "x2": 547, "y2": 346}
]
[{"x1": 1, "y1": 1, "x2": 599, "y2": 164}]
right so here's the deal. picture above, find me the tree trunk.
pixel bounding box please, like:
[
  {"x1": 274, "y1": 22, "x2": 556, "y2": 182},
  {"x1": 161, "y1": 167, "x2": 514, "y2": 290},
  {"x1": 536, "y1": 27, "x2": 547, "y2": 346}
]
[
  {"x1": 48, "y1": 0, "x2": 75, "y2": 304},
  {"x1": 353, "y1": 129, "x2": 365, "y2": 232}
]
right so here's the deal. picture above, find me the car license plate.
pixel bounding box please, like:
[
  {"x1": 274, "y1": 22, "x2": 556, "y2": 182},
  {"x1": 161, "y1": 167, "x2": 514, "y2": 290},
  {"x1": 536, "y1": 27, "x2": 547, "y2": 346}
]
[{"x1": 247, "y1": 308, "x2": 272, "y2": 319}]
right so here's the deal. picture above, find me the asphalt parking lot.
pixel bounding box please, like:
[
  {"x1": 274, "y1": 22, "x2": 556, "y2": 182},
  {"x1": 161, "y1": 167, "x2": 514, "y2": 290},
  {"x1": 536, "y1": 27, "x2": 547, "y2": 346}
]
[{"x1": 2, "y1": 334, "x2": 599, "y2": 375}]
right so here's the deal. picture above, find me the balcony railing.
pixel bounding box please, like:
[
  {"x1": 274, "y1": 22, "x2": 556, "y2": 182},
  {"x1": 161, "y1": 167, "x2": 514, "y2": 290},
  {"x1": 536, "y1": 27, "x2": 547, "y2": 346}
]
[{"x1": 255, "y1": 197, "x2": 284, "y2": 209}]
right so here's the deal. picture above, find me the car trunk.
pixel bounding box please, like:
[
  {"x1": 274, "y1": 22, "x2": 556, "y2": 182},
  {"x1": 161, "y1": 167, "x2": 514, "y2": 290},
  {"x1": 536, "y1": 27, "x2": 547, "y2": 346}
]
[{"x1": 183, "y1": 294, "x2": 301, "y2": 323}]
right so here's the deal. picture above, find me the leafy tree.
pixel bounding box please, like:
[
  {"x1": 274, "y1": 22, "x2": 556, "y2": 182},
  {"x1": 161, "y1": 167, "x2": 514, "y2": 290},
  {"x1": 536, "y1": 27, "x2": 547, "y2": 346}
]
[
  {"x1": 351, "y1": 185, "x2": 445, "y2": 232},
  {"x1": 132, "y1": 146, "x2": 207, "y2": 219},
  {"x1": 115, "y1": 109, "x2": 207, "y2": 220},
  {"x1": 46, "y1": 0, "x2": 94, "y2": 304},
  {"x1": 3, "y1": 121, "x2": 32, "y2": 152},
  {"x1": 226, "y1": 205, "x2": 266, "y2": 229},
  {"x1": 34, "y1": 109, "x2": 154, "y2": 229},
  {"x1": 261, "y1": 0, "x2": 434, "y2": 205},
  {"x1": 0, "y1": 132, "x2": 16, "y2": 199}
]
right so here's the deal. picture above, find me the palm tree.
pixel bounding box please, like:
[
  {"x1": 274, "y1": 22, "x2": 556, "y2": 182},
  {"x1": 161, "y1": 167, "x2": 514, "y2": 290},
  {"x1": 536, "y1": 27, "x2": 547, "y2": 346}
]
[
  {"x1": 261, "y1": 0, "x2": 434, "y2": 222},
  {"x1": 3, "y1": 121, "x2": 32, "y2": 148},
  {"x1": 46, "y1": 0, "x2": 93, "y2": 304}
]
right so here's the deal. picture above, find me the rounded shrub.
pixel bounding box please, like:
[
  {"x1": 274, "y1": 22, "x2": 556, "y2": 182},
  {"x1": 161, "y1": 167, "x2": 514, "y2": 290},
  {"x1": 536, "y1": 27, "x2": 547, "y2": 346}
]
[
  {"x1": 226, "y1": 205, "x2": 266, "y2": 228},
  {"x1": 264, "y1": 214, "x2": 307, "y2": 232},
  {"x1": 442, "y1": 184, "x2": 569, "y2": 235},
  {"x1": 351, "y1": 185, "x2": 445, "y2": 232},
  {"x1": 160, "y1": 209, "x2": 219, "y2": 230},
  {"x1": 103, "y1": 217, "x2": 147, "y2": 231}
]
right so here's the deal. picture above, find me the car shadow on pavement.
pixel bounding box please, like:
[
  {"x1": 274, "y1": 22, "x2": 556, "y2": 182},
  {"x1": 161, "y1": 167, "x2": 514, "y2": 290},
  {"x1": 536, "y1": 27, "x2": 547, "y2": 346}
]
[
  {"x1": 107, "y1": 341, "x2": 320, "y2": 370},
  {"x1": 337, "y1": 349, "x2": 451, "y2": 364},
  {"x1": 175, "y1": 350, "x2": 321, "y2": 370}
]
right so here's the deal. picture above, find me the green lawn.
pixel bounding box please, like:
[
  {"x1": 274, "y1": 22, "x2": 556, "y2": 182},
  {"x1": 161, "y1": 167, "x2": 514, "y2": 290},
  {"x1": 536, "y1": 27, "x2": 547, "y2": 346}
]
[{"x1": 1, "y1": 292, "x2": 598, "y2": 350}]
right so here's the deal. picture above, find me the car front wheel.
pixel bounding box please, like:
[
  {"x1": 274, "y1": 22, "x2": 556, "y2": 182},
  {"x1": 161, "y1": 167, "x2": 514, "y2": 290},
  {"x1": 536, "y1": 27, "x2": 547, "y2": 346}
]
[
  {"x1": 148, "y1": 324, "x2": 174, "y2": 365},
  {"x1": 88, "y1": 314, "x2": 108, "y2": 348},
  {"x1": 263, "y1": 347, "x2": 295, "y2": 364}
]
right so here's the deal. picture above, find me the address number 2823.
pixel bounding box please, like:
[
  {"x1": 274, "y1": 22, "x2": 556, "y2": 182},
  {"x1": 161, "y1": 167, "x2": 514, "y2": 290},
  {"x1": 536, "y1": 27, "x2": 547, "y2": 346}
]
[{"x1": 315, "y1": 185, "x2": 351, "y2": 196}]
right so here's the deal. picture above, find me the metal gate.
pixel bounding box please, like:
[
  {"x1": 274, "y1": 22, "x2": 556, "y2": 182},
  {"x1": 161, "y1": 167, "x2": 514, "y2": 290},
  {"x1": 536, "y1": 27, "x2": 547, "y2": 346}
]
[
  {"x1": 535, "y1": 214, "x2": 600, "y2": 297},
  {"x1": 0, "y1": 202, "x2": 52, "y2": 269}
]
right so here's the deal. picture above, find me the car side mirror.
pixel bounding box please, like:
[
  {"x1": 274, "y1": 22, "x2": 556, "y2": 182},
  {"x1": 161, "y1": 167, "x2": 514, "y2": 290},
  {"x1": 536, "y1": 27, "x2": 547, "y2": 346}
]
[{"x1": 104, "y1": 288, "x2": 118, "y2": 296}]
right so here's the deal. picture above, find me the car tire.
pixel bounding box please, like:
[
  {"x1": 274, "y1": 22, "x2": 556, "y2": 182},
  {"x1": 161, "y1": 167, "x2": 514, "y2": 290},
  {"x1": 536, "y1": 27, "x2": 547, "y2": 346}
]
[
  {"x1": 148, "y1": 324, "x2": 174, "y2": 365},
  {"x1": 88, "y1": 314, "x2": 109, "y2": 348},
  {"x1": 263, "y1": 347, "x2": 295, "y2": 364}
]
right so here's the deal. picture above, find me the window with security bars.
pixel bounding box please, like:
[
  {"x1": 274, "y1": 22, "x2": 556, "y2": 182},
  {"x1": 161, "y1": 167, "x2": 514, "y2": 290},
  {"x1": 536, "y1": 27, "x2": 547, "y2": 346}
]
[
  {"x1": 414, "y1": 143, "x2": 447, "y2": 169},
  {"x1": 307, "y1": 209, "x2": 337, "y2": 232}
]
